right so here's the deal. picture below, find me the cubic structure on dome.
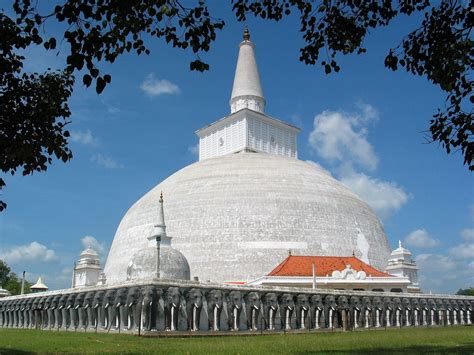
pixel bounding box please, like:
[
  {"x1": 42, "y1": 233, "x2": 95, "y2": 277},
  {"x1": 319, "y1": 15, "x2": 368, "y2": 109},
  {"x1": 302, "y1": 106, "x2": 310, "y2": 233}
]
[{"x1": 103, "y1": 29, "x2": 391, "y2": 285}]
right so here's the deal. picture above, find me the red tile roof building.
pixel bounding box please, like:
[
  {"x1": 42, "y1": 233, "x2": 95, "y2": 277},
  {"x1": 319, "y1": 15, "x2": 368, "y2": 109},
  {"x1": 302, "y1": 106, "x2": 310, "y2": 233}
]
[
  {"x1": 268, "y1": 255, "x2": 392, "y2": 278},
  {"x1": 247, "y1": 254, "x2": 416, "y2": 293}
]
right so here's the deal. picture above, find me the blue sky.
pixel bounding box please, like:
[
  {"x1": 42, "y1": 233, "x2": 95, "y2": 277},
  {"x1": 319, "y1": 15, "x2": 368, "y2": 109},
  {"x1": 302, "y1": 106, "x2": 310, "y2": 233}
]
[{"x1": 0, "y1": 3, "x2": 472, "y2": 293}]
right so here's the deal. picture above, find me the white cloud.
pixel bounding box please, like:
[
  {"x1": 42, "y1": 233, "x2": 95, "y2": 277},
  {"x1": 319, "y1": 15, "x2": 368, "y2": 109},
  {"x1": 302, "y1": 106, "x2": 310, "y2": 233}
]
[
  {"x1": 309, "y1": 108, "x2": 378, "y2": 171},
  {"x1": 188, "y1": 144, "x2": 199, "y2": 156},
  {"x1": 449, "y1": 242, "x2": 474, "y2": 259},
  {"x1": 140, "y1": 73, "x2": 180, "y2": 96},
  {"x1": 355, "y1": 102, "x2": 379, "y2": 121},
  {"x1": 69, "y1": 129, "x2": 98, "y2": 146},
  {"x1": 308, "y1": 103, "x2": 411, "y2": 221},
  {"x1": 341, "y1": 172, "x2": 410, "y2": 219},
  {"x1": 0, "y1": 242, "x2": 58, "y2": 264},
  {"x1": 80, "y1": 235, "x2": 106, "y2": 254},
  {"x1": 415, "y1": 254, "x2": 456, "y2": 272},
  {"x1": 405, "y1": 229, "x2": 440, "y2": 248},
  {"x1": 107, "y1": 106, "x2": 121, "y2": 115},
  {"x1": 91, "y1": 154, "x2": 123, "y2": 169},
  {"x1": 415, "y1": 253, "x2": 474, "y2": 293},
  {"x1": 460, "y1": 228, "x2": 474, "y2": 241}
]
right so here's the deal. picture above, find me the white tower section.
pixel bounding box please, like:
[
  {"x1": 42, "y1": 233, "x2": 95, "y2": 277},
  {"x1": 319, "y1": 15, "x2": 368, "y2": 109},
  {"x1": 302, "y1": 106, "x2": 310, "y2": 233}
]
[
  {"x1": 197, "y1": 29, "x2": 300, "y2": 161},
  {"x1": 73, "y1": 248, "x2": 101, "y2": 288},
  {"x1": 385, "y1": 241, "x2": 420, "y2": 293},
  {"x1": 230, "y1": 28, "x2": 265, "y2": 113}
]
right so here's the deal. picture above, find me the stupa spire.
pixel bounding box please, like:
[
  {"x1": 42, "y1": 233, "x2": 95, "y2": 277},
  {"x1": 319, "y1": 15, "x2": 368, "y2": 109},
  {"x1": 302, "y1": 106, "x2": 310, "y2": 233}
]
[
  {"x1": 230, "y1": 28, "x2": 265, "y2": 113},
  {"x1": 155, "y1": 192, "x2": 166, "y2": 238}
]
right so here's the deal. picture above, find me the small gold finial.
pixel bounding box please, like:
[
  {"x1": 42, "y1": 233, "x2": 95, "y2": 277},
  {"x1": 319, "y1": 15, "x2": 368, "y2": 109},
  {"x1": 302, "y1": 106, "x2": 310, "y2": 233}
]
[
  {"x1": 243, "y1": 27, "x2": 250, "y2": 41},
  {"x1": 159, "y1": 191, "x2": 163, "y2": 203}
]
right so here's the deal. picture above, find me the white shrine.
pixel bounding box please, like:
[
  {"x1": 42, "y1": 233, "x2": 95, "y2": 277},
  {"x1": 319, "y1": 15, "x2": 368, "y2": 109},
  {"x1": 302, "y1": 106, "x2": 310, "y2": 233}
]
[
  {"x1": 385, "y1": 240, "x2": 420, "y2": 293},
  {"x1": 73, "y1": 248, "x2": 102, "y2": 288}
]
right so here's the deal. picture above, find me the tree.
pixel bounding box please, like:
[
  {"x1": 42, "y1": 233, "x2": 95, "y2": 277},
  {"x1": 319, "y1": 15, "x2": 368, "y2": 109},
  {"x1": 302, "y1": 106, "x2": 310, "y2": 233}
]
[
  {"x1": 0, "y1": 260, "x2": 32, "y2": 295},
  {"x1": 0, "y1": 0, "x2": 472, "y2": 210},
  {"x1": 456, "y1": 287, "x2": 474, "y2": 296}
]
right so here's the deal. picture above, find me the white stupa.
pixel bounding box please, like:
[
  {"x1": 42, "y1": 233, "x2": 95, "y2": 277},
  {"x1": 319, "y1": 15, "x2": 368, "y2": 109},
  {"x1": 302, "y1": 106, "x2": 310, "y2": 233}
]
[
  {"x1": 103, "y1": 29, "x2": 391, "y2": 285},
  {"x1": 126, "y1": 193, "x2": 190, "y2": 281},
  {"x1": 30, "y1": 277, "x2": 48, "y2": 293},
  {"x1": 385, "y1": 240, "x2": 420, "y2": 293},
  {"x1": 0, "y1": 286, "x2": 10, "y2": 298},
  {"x1": 73, "y1": 248, "x2": 102, "y2": 288}
]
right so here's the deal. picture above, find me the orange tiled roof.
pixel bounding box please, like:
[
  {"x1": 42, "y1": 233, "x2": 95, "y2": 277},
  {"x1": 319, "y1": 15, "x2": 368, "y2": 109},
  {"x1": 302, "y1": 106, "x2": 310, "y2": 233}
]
[{"x1": 267, "y1": 255, "x2": 392, "y2": 277}]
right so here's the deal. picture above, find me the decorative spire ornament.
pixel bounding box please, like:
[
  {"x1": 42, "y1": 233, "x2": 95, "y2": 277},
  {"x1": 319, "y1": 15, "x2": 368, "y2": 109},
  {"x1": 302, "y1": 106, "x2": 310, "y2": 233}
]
[
  {"x1": 230, "y1": 27, "x2": 266, "y2": 113},
  {"x1": 243, "y1": 26, "x2": 250, "y2": 41}
]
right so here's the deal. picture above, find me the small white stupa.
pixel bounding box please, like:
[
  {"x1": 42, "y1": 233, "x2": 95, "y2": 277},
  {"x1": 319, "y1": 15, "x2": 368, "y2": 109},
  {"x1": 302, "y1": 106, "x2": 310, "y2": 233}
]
[
  {"x1": 126, "y1": 192, "x2": 190, "y2": 281},
  {"x1": 0, "y1": 286, "x2": 11, "y2": 298},
  {"x1": 385, "y1": 240, "x2": 420, "y2": 293},
  {"x1": 73, "y1": 248, "x2": 102, "y2": 288},
  {"x1": 30, "y1": 277, "x2": 48, "y2": 293}
]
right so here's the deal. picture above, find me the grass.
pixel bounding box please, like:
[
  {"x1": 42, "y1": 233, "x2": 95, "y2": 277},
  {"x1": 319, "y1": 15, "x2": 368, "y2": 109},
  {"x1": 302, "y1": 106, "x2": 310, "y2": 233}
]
[{"x1": 0, "y1": 327, "x2": 473, "y2": 354}]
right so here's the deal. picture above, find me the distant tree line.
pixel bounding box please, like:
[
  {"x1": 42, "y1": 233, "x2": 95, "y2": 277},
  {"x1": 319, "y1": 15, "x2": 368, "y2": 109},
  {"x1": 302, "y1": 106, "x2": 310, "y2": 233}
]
[
  {"x1": 0, "y1": 260, "x2": 32, "y2": 295},
  {"x1": 456, "y1": 287, "x2": 474, "y2": 296}
]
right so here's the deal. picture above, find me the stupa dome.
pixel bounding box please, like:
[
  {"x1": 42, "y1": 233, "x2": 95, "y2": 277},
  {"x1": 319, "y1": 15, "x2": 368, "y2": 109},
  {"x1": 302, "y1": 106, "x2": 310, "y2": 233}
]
[
  {"x1": 126, "y1": 246, "x2": 190, "y2": 281},
  {"x1": 104, "y1": 151, "x2": 391, "y2": 284},
  {"x1": 104, "y1": 29, "x2": 391, "y2": 285}
]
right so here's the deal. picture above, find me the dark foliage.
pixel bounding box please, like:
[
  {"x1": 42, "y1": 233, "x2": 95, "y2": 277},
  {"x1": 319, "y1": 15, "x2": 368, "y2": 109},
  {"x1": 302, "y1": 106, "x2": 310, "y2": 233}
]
[
  {"x1": 0, "y1": 260, "x2": 32, "y2": 295},
  {"x1": 456, "y1": 287, "x2": 474, "y2": 296}
]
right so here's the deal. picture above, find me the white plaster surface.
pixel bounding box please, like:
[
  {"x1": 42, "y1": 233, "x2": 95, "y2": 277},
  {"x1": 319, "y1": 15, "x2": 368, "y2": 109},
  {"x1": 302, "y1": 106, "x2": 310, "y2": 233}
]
[
  {"x1": 356, "y1": 227, "x2": 370, "y2": 264},
  {"x1": 104, "y1": 151, "x2": 391, "y2": 285},
  {"x1": 230, "y1": 40, "x2": 265, "y2": 113}
]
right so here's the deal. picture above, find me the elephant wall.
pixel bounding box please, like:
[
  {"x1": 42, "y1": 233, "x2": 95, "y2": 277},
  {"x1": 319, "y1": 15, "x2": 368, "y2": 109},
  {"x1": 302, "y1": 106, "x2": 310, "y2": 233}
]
[{"x1": 0, "y1": 279, "x2": 472, "y2": 333}]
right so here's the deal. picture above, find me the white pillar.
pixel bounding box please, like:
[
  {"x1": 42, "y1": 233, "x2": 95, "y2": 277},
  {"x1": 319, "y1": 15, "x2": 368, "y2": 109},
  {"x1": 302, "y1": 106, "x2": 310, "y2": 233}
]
[
  {"x1": 170, "y1": 306, "x2": 175, "y2": 331},
  {"x1": 285, "y1": 309, "x2": 291, "y2": 330},
  {"x1": 233, "y1": 308, "x2": 238, "y2": 331},
  {"x1": 269, "y1": 308, "x2": 273, "y2": 330}
]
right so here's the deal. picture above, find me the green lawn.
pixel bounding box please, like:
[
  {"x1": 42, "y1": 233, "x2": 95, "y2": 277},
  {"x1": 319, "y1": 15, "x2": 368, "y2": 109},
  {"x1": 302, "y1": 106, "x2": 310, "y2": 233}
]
[{"x1": 0, "y1": 327, "x2": 473, "y2": 354}]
